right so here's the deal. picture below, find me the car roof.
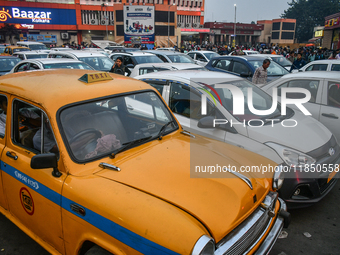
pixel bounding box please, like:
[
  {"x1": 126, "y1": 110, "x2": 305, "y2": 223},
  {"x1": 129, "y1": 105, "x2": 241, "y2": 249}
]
[
  {"x1": 20, "y1": 58, "x2": 85, "y2": 64},
  {"x1": 258, "y1": 54, "x2": 284, "y2": 58},
  {"x1": 134, "y1": 63, "x2": 202, "y2": 69},
  {"x1": 226, "y1": 55, "x2": 270, "y2": 61},
  {"x1": 17, "y1": 41, "x2": 44, "y2": 45},
  {"x1": 5, "y1": 46, "x2": 30, "y2": 49},
  {"x1": 49, "y1": 51, "x2": 106, "y2": 57},
  {"x1": 111, "y1": 51, "x2": 154, "y2": 56},
  {"x1": 0, "y1": 69, "x2": 153, "y2": 112},
  {"x1": 306, "y1": 59, "x2": 340, "y2": 64},
  {"x1": 14, "y1": 51, "x2": 48, "y2": 55},
  {"x1": 136, "y1": 69, "x2": 240, "y2": 80},
  {"x1": 272, "y1": 71, "x2": 340, "y2": 80},
  {"x1": 189, "y1": 51, "x2": 219, "y2": 54},
  {"x1": 146, "y1": 50, "x2": 187, "y2": 56},
  {"x1": 0, "y1": 55, "x2": 21, "y2": 59}
]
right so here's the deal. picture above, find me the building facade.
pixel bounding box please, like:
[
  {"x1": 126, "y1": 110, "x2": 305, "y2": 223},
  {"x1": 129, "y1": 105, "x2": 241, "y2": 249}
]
[
  {"x1": 257, "y1": 18, "x2": 296, "y2": 45},
  {"x1": 323, "y1": 12, "x2": 340, "y2": 50},
  {"x1": 0, "y1": 0, "x2": 205, "y2": 47}
]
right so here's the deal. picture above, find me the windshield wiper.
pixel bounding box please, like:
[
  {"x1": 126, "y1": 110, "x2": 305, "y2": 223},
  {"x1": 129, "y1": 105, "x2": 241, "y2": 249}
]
[
  {"x1": 110, "y1": 136, "x2": 152, "y2": 159},
  {"x1": 157, "y1": 121, "x2": 175, "y2": 140}
]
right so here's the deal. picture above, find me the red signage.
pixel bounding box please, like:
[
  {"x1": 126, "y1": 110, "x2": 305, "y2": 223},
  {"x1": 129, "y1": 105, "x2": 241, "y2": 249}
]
[{"x1": 181, "y1": 28, "x2": 210, "y2": 32}]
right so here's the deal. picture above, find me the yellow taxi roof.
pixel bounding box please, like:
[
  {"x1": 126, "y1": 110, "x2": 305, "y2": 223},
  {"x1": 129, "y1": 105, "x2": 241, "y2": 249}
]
[
  {"x1": 0, "y1": 69, "x2": 154, "y2": 113},
  {"x1": 6, "y1": 46, "x2": 30, "y2": 49}
]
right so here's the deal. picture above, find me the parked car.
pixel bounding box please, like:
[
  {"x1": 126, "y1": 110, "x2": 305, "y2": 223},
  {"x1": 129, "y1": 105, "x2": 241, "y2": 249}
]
[
  {"x1": 13, "y1": 51, "x2": 48, "y2": 60},
  {"x1": 16, "y1": 41, "x2": 48, "y2": 51},
  {"x1": 205, "y1": 55, "x2": 289, "y2": 82},
  {"x1": 299, "y1": 59, "x2": 340, "y2": 72},
  {"x1": 130, "y1": 62, "x2": 206, "y2": 77},
  {"x1": 0, "y1": 69, "x2": 288, "y2": 255},
  {"x1": 155, "y1": 47, "x2": 175, "y2": 51},
  {"x1": 228, "y1": 50, "x2": 260, "y2": 55},
  {"x1": 261, "y1": 71, "x2": 340, "y2": 143},
  {"x1": 1, "y1": 46, "x2": 30, "y2": 56},
  {"x1": 50, "y1": 47, "x2": 74, "y2": 52},
  {"x1": 48, "y1": 51, "x2": 115, "y2": 72},
  {"x1": 0, "y1": 56, "x2": 21, "y2": 76},
  {"x1": 187, "y1": 51, "x2": 220, "y2": 66},
  {"x1": 257, "y1": 54, "x2": 293, "y2": 71},
  {"x1": 109, "y1": 52, "x2": 163, "y2": 70},
  {"x1": 135, "y1": 70, "x2": 340, "y2": 208},
  {"x1": 9, "y1": 59, "x2": 94, "y2": 73},
  {"x1": 145, "y1": 50, "x2": 198, "y2": 65}
]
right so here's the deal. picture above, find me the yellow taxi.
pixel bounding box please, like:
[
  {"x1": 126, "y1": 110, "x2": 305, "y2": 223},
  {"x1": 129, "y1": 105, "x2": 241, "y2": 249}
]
[
  {"x1": 1, "y1": 45, "x2": 31, "y2": 56},
  {"x1": 0, "y1": 69, "x2": 289, "y2": 255}
]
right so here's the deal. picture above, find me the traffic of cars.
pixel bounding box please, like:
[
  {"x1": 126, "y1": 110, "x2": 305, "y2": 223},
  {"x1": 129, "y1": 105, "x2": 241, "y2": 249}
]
[{"x1": 0, "y1": 42, "x2": 339, "y2": 255}]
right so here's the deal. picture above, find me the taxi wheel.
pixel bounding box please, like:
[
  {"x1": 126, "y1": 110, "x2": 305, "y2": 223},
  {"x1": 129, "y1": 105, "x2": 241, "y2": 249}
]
[{"x1": 85, "y1": 245, "x2": 113, "y2": 255}]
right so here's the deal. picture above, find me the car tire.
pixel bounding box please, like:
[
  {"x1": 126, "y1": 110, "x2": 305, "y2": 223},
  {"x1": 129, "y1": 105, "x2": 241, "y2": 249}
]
[{"x1": 84, "y1": 245, "x2": 113, "y2": 255}]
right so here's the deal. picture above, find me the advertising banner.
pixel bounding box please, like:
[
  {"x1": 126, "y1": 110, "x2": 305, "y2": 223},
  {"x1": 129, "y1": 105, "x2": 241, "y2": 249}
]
[
  {"x1": 21, "y1": 34, "x2": 57, "y2": 43},
  {"x1": 124, "y1": 5, "x2": 155, "y2": 44},
  {"x1": 0, "y1": 6, "x2": 76, "y2": 25}
]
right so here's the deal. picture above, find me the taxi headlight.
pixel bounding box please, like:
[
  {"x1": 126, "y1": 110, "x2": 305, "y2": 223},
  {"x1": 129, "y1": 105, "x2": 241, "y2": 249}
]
[
  {"x1": 192, "y1": 235, "x2": 215, "y2": 255},
  {"x1": 265, "y1": 142, "x2": 316, "y2": 167},
  {"x1": 273, "y1": 165, "x2": 284, "y2": 190}
]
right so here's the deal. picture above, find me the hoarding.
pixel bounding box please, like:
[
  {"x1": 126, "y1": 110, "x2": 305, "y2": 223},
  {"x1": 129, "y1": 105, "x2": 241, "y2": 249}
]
[
  {"x1": 124, "y1": 5, "x2": 155, "y2": 44},
  {"x1": 0, "y1": 6, "x2": 76, "y2": 25}
]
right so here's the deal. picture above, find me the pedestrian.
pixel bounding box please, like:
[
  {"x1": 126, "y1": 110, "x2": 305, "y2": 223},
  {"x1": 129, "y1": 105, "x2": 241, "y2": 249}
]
[
  {"x1": 335, "y1": 49, "x2": 340, "y2": 59},
  {"x1": 252, "y1": 59, "x2": 270, "y2": 85},
  {"x1": 290, "y1": 53, "x2": 307, "y2": 72},
  {"x1": 109, "y1": 57, "x2": 131, "y2": 76}
]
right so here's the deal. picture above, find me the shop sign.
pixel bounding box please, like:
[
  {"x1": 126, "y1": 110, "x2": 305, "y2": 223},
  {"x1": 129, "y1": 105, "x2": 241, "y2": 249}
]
[
  {"x1": 325, "y1": 17, "x2": 340, "y2": 27},
  {"x1": 315, "y1": 30, "x2": 324, "y2": 37},
  {"x1": 0, "y1": 6, "x2": 76, "y2": 25}
]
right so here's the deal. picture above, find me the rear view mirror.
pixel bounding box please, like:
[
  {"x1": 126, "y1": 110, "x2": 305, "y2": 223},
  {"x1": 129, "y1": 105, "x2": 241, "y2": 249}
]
[{"x1": 31, "y1": 153, "x2": 62, "y2": 177}]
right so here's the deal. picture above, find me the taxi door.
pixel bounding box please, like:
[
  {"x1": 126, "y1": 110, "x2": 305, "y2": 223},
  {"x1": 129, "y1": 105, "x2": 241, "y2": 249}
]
[
  {"x1": 0, "y1": 93, "x2": 9, "y2": 210},
  {"x1": 0, "y1": 98, "x2": 66, "y2": 253}
]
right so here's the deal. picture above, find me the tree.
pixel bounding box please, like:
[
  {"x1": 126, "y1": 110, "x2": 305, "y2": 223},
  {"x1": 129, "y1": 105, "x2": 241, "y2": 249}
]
[
  {"x1": 281, "y1": 0, "x2": 340, "y2": 42},
  {"x1": 0, "y1": 24, "x2": 20, "y2": 44}
]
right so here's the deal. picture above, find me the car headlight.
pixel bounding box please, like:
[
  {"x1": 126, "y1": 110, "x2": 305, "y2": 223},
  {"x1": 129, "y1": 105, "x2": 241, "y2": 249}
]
[
  {"x1": 265, "y1": 142, "x2": 316, "y2": 167},
  {"x1": 192, "y1": 235, "x2": 215, "y2": 255},
  {"x1": 273, "y1": 165, "x2": 284, "y2": 190}
]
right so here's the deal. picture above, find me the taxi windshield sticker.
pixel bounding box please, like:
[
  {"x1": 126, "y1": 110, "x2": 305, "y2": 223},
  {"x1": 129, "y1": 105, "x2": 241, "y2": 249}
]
[
  {"x1": 20, "y1": 187, "x2": 34, "y2": 215},
  {"x1": 79, "y1": 72, "x2": 113, "y2": 83}
]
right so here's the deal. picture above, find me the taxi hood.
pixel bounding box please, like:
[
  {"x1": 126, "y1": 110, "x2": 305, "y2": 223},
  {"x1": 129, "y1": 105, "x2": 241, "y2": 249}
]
[
  {"x1": 247, "y1": 110, "x2": 332, "y2": 154},
  {"x1": 94, "y1": 133, "x2": 274, "y2": 242}
]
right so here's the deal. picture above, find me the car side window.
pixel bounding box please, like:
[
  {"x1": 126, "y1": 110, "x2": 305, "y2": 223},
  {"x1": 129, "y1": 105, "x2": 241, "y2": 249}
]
[
  {"x1": 0, "y1": 95, "x2": 8, "y2": 138},
  {"x1": 327, "y1": 82, "x2": 340, "y2": 108},
  {"x1": 331, "y1": 64, "x2": 340, "y2": 71},
  {"x1": 15, "y1": 63, "x2": 30, "y2": 72},
  {"x1": 306, "y1": 64, "x2": 327, "y2": 71},
  {"x1": 278, "y1": 80, "x2": 319, "y2": 103},
  {"x1": 29, "y1": 64, "x2": 40, "y2": 70},
  {"x1": 12, "y1": 100, "x2": 58, "y2": 155},
  {"x1": 169, "y1": 83, "x2": 214, "y2": 120},
  {"x1": 188, "y1": 53, "x2": 195, "y2": 59},
  {"x1": 231, "y1": 62, "x2": 250, "y2": 75},
  {"x1": 156, "y1": 55, "x2": 168, "y2": 63},
  {"x1": 111, "y1": 55, "x2": 121, "y2": 61},
  {"x1": 123, "y1": 56, "x2": 133, "y2": 66},
  {"x1": 215, "y1": 59, "x2": 231, "y2": 71},
  {"x1": 144, "y1": 80, "x2": 167, "y2": 95},
  {"x1": 196, "y1": 54, "x2": 207, "y2": 62},
  {"x1": 139, "y1": 67, "x2": 168, "y2": 76}
]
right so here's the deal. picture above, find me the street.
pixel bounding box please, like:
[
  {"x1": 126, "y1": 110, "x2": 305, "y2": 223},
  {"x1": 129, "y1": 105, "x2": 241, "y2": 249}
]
[{"x1": 0, "y1": 179, "x2": 339, "y2": 255}]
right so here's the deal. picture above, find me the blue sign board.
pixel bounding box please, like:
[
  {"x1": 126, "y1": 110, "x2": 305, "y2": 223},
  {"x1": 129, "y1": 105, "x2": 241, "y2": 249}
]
[{"x1": 0, "y1": 6, "x2": 76, "y2": 25}]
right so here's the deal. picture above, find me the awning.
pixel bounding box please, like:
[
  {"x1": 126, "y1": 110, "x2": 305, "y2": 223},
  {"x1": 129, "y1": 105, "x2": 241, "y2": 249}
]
[{"x1": 308, "y1": 37, "x2": 321, "y2": 42}]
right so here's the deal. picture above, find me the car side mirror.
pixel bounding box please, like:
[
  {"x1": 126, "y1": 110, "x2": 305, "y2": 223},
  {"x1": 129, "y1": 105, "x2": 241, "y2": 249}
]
[{"x1": 31, "y1": 153, "x2": 62, "y2": 177}]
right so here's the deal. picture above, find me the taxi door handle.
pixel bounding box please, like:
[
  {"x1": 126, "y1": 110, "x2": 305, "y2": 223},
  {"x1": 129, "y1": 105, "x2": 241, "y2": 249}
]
[
  {"x1": 6, "y1": 151, "x2": 18, "y2": 160},
  {"x1": 322, "y1": 113, "x2": 338, "y2": 119}
]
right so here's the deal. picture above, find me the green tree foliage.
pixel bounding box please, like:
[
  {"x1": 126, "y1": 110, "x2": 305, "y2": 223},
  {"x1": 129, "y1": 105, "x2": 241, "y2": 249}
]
[
  {"x1": 0, "y1": 24, "x2": 20, "y2": 44},
  {"x1": 281, "y1": 0, "x2": 340, "y2": 42}
]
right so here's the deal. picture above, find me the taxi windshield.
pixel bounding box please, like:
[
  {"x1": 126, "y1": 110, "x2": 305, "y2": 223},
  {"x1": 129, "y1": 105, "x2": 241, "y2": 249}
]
[
  {"x1": 59, "y1": 91, "x2": 178, "y2": 162},
  {"x1": 0, "y1": 58, "x2": 21, "y2": 72}
]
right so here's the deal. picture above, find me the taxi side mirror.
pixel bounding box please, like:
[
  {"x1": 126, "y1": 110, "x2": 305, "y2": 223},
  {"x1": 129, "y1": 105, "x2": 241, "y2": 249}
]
[{"x1": 31, "y1": 153, "x2": 62, "y2": 178}]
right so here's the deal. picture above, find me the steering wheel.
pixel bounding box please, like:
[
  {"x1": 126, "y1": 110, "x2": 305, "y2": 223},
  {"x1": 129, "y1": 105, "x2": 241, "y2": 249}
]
[{"x1": 69, "y1": 128, "x2": 102, "y2": 146}]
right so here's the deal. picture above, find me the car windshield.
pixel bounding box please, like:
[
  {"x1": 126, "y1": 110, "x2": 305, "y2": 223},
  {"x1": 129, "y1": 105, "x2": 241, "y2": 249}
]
[
  {"x1": 134, "y1": 55, "x2": 164, "y2": 64},
  {"x1": 59, "y1": 91, "x2": 177, "y2": 162},
  {"x1": 29, "y1": 44, "x2": 48, "y2": 50},
  {"x1": 167, "y1": 54, "x2": 195, "y2": 63},
  {"x1": 271, "y1": 57, "x2": 292, "y2": 67},
  {"x1": 0, "y1": 47, "x2": 5, "y2": 54},
  {"x1": 43, "y1": 62, "x2": 93, "y2": 70},
  {"x1": 205, "y1": 79, "x2": 283, "y2": 123},
  {"x1": 249, "y1": 60, "x2": 289, "y2": 76},
  {"x1": 78, "y1": 57, "x2": 114, "y2": 71},
  {"x1": 26, "y1": 54, "x2": 48, "y2": 59},
  {"x1": 0, "y1": 58, "x2": 21, "y2": 72},
  {"x1": 13, "y1": 48, "x2": 30, "y2": 53},
  {"x1": 205, "y1": 52, "x2": 220, "y2": 60}
]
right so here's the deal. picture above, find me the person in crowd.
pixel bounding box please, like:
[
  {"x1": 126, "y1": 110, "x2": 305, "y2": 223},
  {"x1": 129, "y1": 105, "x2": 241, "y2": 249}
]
[
  {"x1": 252, "y1": 59, "x2": 270, "y2": 85},
  {"x1": 290, "y1": 53, "x2": 307, "y2": 72},
  {"x1": 109, "y1": 57, "x2": 131, "y2": 76}
]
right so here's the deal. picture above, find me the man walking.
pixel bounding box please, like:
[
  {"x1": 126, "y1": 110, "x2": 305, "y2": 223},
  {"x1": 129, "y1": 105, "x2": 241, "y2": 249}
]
[
  {"x1": 252, "y1": 59, "x2": 270, "y2": 85},
  {"x1": 290, "y1": 53, "x2": 307, "y2": 72}
]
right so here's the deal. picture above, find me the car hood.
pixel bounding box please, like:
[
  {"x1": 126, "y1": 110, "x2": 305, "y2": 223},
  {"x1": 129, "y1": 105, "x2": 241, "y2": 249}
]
[
  {"x1": 247, "y1": 110, "x2": 332, "y2": 155},
  {"x1": 94, "y1": 133, "x2": 273, "y2": 242}
]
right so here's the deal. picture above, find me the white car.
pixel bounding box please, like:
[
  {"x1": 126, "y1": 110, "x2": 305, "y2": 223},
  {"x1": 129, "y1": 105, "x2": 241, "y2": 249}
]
[
  {"x1": 50, "y1": 47, "x2": 74, "y2": 51},
  {"x1": 129, "y1": 62, "x2": 206, "y2": 77},
  {"x1": 16, "y1": 41, "x2": 48, "y2": 51},
  {"x1": 228, "y1": 50, "x2": 260, "y2": 55},
  {"x1": 12, "y1": 51, "x2": 48, "y2": 60},
  {"x1": 261, "y1": 71, "x2": 340, "y2": 143},
  {"x1": 299, "y1": 59, "x2": 340, "y2": 72},
  {"x1": 155, "y1": 47, "x2": 175, "y2": 51},
  {"x1": 48, "y1": 51, "x2": 114, "y2": 72},
  {"x1": 145, "y1": 50, "x2": 198, "y2": 65},
  {"x1": 109, "y1": 51, "x2": 163, "y2": 70},
  {"x1": 135, "y1": 70, "x2": 340, "y2": 208},
  {"x1": 256, "y1": 54, "x2": 293, "y2": 71},
  {"x1": 187, "y1": 50, "x2": 220, "y2": 66},
  {"x1": 9, "y1": 58, "x2": 94, "y2": 73}
]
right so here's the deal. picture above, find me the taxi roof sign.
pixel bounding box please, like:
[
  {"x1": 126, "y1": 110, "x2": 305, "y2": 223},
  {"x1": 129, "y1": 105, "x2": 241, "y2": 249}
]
[{"x1": 79, "y1": 72, "x2": 113, "y2": 83}]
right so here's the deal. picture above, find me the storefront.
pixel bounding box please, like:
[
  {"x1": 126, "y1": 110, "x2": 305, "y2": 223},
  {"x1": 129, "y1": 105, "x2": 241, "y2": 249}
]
[{"x1": 324, "y1": 12, "x2": 340, "y2": 50}]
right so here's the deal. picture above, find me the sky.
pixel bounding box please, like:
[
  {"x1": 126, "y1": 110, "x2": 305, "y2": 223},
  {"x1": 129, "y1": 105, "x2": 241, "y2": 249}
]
[{"x1": 204, "y1": 0, "x2": 291, "y2": 23}]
